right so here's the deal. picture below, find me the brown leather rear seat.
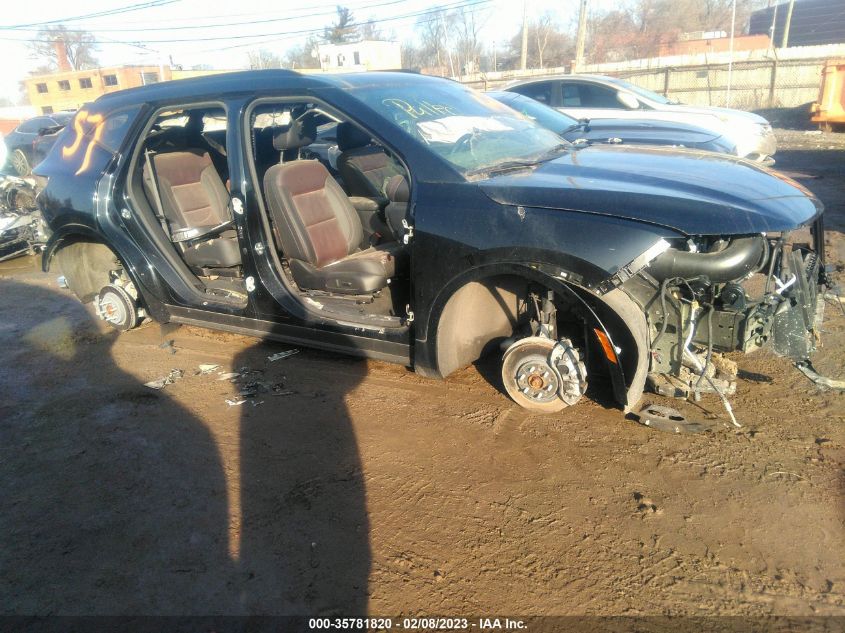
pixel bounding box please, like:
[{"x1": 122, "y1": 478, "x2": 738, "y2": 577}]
[
  {"x1": 143, "y1": 149, "x2": 240, "y2": 269},
  {"x1": 336, "y1": 122, "x2": 403, "y2": 198}
]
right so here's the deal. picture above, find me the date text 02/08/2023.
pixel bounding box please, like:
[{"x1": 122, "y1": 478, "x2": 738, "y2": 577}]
[{"x1": 308, "y1": 617, "x2": 527, "y2": 630}]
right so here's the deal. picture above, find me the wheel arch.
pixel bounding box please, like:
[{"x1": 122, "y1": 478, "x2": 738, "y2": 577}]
[
  {"x1": 42, "y1": 228, "x2": 140, "y2": 305},
  {"x1": 419, "y1": 263, "x2": 649, "y2": 410}
]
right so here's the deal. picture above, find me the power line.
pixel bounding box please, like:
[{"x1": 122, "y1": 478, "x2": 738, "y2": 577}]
[
  {"x1": 0, "y1": 0, "x2": 493, "y2": 46},
  {"x1": 0, "y1": 0, "x2": 411, "y2": 33},
  {"x1": 210, "y1": 1, "x2": 493, "y2": 53},
  {"x1": 80, "y1": 0, "x2": 396, "y2": 27},
  {"x1": 1, "y1": 0, "x2": 180, "y2": 30}
]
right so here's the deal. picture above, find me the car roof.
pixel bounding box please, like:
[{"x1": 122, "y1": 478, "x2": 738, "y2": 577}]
[
  {"x1": 504, "y1": 74, "x2": 619, "y2": 88},
  {"x1": 90, "y1": 69, "x2": 450, "y2": 113}
]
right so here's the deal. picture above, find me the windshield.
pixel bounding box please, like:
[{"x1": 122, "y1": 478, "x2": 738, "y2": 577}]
[
  {"x1": 51, "y1": 112, "x2": 75, "y2": 125},
  {"x1": 488, "y1": 92, "x2": 578, "y2": 134},
  {"x1": 602, "y1": 77, "x2": 679, "y2": 105},
  {"x1": 351, "y1": 81, "x2": 566, "y2": 176}
]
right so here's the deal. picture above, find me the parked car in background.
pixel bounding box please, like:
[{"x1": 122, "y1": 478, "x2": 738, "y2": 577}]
[
  {"x1": 31, "y1": 125, "x2": 66, "y2": 166},
  {"x1": 4, "y1": 112, "x2": 75, "y2": 175},
  {"x1": 488, "y1": 91, "x2": 738, "y2": 156},
  {"x1": 505, "y1": 74, "x2": 776, "y2": 165},
  {"x1": 36, "y1": 71, "x2": 827, "y2": 413}
]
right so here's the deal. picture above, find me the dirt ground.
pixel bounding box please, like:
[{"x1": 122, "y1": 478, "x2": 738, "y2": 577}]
[{"x1": 1, "y1": 130, "x2": 845, "y2": 620}]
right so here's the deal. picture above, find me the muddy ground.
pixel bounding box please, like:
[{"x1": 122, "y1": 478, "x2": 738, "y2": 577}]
[{"x1": 1, "y1": 130, "x2": 845, "y2": 620}]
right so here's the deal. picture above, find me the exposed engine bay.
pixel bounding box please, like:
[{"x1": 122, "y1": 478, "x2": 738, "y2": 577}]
[{"x1": 617, "y1": 222, "x2": 827, "y2": 408}]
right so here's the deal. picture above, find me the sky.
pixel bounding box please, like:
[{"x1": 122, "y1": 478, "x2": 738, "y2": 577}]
[{"x1": 0, "y1": 0, "x2": 621, "y2": 105}]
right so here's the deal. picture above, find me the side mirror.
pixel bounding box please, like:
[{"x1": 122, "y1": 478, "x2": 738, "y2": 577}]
[{"x1": 616, "y1": 91, "x2": 640, "y2": 109}]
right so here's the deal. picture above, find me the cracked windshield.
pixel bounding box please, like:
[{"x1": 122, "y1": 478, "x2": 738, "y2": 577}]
[{"x1": 354, "y1": 82, "x2": 566, "y2": 174}]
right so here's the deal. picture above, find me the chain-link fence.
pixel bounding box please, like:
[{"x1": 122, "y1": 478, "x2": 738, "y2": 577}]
[
  {"x1": 461, "y1": 58, "x2": 827, "y2": 112},
  {"x1": 586, "y1": 59, "x2": 823, "y2": 110}
]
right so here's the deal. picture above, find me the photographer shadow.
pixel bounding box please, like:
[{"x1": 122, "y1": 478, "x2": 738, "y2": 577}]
[{"x1": 0, "y1": 277, "x2": 371, "y2": 620}]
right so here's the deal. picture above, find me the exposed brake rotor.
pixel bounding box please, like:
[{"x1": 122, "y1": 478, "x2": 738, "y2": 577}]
[{"x1": 501, "y1": 336, "x2": 587, "y2": 413}]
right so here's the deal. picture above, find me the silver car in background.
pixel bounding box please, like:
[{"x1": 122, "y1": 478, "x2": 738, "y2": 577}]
[{"x1": 505, "y1": 74, "x2": 777, "y2": 165}]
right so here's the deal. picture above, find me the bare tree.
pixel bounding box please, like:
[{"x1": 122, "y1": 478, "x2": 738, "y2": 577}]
[
  {"x1": 247, "y1": 48, "x2": 282, "y2": 70},
  {"x1": 586, "y1": 0, "x2": 760, "y2": 63},
  {"x1": 400, "y1": 42, "x2": 425, "y2": 70},
  {"x1": 412, "y1": 9, "x2": 450, "y2": 73},
  {"x1": 450, "y1": 6, "x2": 486, "y2": 75},
  {"x1": 27, "y1": 25, "x2": 98, "y2": 71},
  {"x1": 359, "y1": 18, "x2": 383, "y2": 41},
  {"x1": 283, "y1": 36, "x2": 321, "y2": 69},
  {"x1": 506, "y1": 13, "x2": 573, "y2": 70}
]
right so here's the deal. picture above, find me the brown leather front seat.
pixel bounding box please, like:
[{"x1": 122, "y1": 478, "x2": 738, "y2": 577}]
[
  {"x1": 143, "y1": 149, "x2": 240, "y2": 269},
  {"x1": 263, "y1": 121, "x2": 399, "y2": 294}
]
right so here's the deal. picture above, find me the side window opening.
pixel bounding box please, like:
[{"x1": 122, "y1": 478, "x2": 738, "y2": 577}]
[
  {"x1": 578, "y1": 83, "x2": 622, "y2": 108},
  {"x1": 512, "y1": 82, "x2": 553, "y2": 105},
  {"x1": 129, "y1": 104, "x2": 246, "y2": 303},
  {"x1": 248, "y1": 99, "x2": 412, "y2": 323},
  {"x1": 562, "y1": 84, "x2": 581, "y2": 107}
]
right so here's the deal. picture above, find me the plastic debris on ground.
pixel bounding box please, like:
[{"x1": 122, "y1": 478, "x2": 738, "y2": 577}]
[
  {"x1": 795, "y1": 360, "x2": 845, "y2": 392},
  {"x1": 268, "y1": 349, "x2": 299, "y2": 362},
  {"x1": 271, "y1": 383, "x2": 296, "y2": 396},
  {"x1": 225, "y1": 398, "x2": 247, "y2": 407},
  {"x1": 158, "y1": 339, "x2": 177, "y2": 355},
  {"x1": 630, "y1": 404, "x2": 717, "y2": 434},
  {"x1": 218, "y1": 372, "x2": 241, "y2": 381},
  {"x1": 195, "y1": 364, "x2": 220, "y2": 375},
  {"x1": 144, "y1": 368, "x2": 184, "y2": 390}
]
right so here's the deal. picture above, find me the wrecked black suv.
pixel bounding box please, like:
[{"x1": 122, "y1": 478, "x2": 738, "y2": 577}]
[{"x1": 35, "y1": 70, "x2": 828, "y2": 413}]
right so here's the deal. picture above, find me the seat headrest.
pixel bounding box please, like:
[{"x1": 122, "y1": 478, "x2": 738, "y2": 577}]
[
  {"x1": 272, "y1": 117, "x2": 317, "y2": 151},
  {"x1": 385, "y1": 174, "x2": 409, "y2": 203},
  {"x1": 337, "y1": 122, "x2": 372, "y2": 151}
]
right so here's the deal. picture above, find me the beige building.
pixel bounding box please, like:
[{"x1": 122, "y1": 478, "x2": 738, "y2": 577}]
[
  {"x1": 316, "y1": 40, "x2": 402, "y2": 72},
  {"x1": 25, "y1": 65, "x2": 174, "y2": 114},
  {"x1": 24, "y1": 65, "x2": 233, "y2": 115}
]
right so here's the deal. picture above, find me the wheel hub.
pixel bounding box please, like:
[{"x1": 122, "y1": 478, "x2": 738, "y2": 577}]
[
  {"x1": 501, "y1": 336, "x2": 588, "y2": 412},
  {"x1": 98, "y1": 293, "x2": 127, "y2": 325},
  {"x1": 94, "y1": 284, "x2": 139, "y2": 331},
  {"x1": 516, "y1": 361, "x2": 560, "y2": 403}
]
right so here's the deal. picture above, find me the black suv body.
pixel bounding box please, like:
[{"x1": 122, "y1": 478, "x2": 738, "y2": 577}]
[{"x1": 35, "y1": 70, "x2": 828, "y2": 413}]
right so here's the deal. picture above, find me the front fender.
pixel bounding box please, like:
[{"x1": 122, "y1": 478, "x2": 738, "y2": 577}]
[{"x1": 414, "y1": 263, "x2": 649, "y2": 410}]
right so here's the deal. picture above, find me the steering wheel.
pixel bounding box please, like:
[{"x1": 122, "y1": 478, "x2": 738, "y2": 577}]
[{"x1": 450, "y1": 131, "x2": 477, "y2": 157}]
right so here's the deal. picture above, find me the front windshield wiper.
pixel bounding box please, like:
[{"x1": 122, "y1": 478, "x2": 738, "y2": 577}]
[
  {"x1": 530, "y1": 142, "x2": 571, "y2": 162},
  {"x1": 466, "y1": 143, "x2": 570, "y2": 178},
  {"x1": 561, "y1": 118, "x2": 591, "y2": 135},
  {"x1": 466, "y1": 159, "x2": 539, "y2": 177}
]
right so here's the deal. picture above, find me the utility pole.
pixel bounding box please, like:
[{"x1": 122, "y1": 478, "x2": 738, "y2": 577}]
[
  {"x1": 768, "y1": 1, "x2": 778, "y2": 53},
  {"x1": 520, "y1": 0, "x2": 528, "y2": 71},
  {"x1": 781, "y1": 0, "x2": 796, "y2": 48},
  {"x1": 440, "y1": 11, "x2": 455, "y2": 77},
  {"x1": 574, "y1": 0, "x2": 588, "y2": 73},
  {"x1": 726, "y1": 0, "x2": 736, "y2": 106}
]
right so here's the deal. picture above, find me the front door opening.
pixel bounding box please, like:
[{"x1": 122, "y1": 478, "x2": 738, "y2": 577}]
[{"x1": 248, "y1": 100, "x2": 412, "y2": 325}]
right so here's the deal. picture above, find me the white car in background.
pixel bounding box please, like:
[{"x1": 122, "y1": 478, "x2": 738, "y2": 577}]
[{"x1": 505, "y1": 74, "x2": 777, "y2": 165}]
